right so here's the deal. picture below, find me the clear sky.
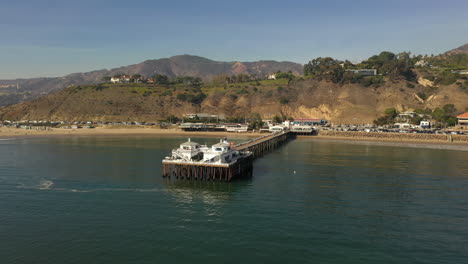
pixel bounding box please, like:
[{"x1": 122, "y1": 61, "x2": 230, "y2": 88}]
[{"x1": 1, "y1": 0, "x2": 467, "y2": 79}]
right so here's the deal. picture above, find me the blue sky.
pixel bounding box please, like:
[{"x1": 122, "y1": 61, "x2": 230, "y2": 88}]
[{"x1": 1, "y1": 0, "x2": 467, "y2": 79}]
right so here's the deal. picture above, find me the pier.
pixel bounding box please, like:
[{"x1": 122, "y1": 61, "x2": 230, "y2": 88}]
[
  {"x1": 162, "y1": 131, "x2": 294, "y2": 181},
  {"x1": 234, "y1": 131, "x2": 293, "y2": 158}
]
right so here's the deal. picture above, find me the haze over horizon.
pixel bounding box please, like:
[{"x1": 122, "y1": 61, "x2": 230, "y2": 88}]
[{"x1": 1, "y1": 0, "x2": 467, "y2": 79}]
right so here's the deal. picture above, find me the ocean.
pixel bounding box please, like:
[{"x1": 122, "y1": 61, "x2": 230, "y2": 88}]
[{"x1": 1, "y1": 136, "x2": 467, "y2": 263}]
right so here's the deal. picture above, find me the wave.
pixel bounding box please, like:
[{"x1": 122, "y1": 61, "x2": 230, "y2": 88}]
[
  {"x1": 38, "y1": 180, "x2": 54, "y2": 190},
  {"x1": 17, "y1": 181, "x2": 161, "y2": 193}
]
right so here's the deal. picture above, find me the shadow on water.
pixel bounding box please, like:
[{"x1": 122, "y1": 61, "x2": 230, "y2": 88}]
[{"x1": 161, "y1": 177, "x2": 252, "y2": 203}]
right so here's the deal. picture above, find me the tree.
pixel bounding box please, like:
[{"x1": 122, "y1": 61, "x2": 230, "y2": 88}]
[
  {"x1": 373, "y1": 108, "x2": 399, "y2": 125},
  {"x1": 212, "y1": 74, "x2": 231, "y2": 84},
  {"x1": 248, "y1": 113, "x2": 264, "y2": 129},
  {"x1": 443, "y1": 104, "x2": 457, "y2": 116},
  {"x1": 303, "y1": 57, "x2": 344, "y2": 83},
  {"x1": 447, "y1": 117, "x2": 457, "y2": 127},
  {"x1": 410, "y1": 116, "x2": 423, "y2": 125},
  {"x1": 275, "y1": 71, "x2": 295, "y2": 80},
  {"x1": 436, "y1": 71, "x2": 459, "y2": 85},
  {"x1": 102, "y1": 76, "x2": 111, "y2": 82},
  {"x1": 432, "y1": 107, "x2": 446, "y2": 122},
  {"x1": 176, "y1": 93, "x2": 187, "y2": 101},
  {"x1": 153, "y1": 74, "x2": 169, "y2": 85},
  {"x1": 279, "y1": 97, "x2": 289, "y2": 105},
  {"x1": 166, "y1": 115, "x2": 180, "y2": 124},
  {"x1": 432, "y1": 105, "x2": 457, "y2": 126},
  {"x1": 384, "y1": 108, "x2": 398, "y2": 118},
  {"x1": 273, "y1": 115, "x2": 283, "y2": 124}
]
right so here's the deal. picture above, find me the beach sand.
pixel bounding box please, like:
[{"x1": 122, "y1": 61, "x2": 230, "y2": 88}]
[
  {"x1": 0, "y1": 126, "x2": 262, "y2": 139},
  {"x1": 2, "y1": 126, "x2": 468, "y2": 151},
  {"x1": 307, "y1": 135, "x2": 468, "y2": 151}
]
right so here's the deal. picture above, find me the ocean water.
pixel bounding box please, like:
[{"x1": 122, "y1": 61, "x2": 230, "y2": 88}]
[{"x1": 1, "y1": 136, "x2": 468, "y2": 264}]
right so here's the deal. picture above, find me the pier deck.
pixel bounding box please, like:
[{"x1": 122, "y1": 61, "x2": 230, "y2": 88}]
[{"x1": 235, "y1": 131, "x2": 293, "y2": 159}]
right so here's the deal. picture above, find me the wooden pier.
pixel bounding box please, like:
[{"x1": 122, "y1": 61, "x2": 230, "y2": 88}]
[
  {"x1": 162, "y1": 131, "x2": 293, "y2": 181},
  {"x1": 235, "y1": 131, "x2": 293, "y2": 159}
]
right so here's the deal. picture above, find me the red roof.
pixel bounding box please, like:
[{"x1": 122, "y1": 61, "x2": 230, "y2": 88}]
[{"x1": 458, "y1": 113, "x2": 468, "y2": 118}]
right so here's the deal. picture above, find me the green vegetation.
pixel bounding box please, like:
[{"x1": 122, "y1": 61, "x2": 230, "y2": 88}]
[
  {"x1": 435, "y1": 71, "x2": 460, "y2": 85},
  {"x1": 374, "y1": 104, "x2": 461, "y2": 127},
  {"x1": 432, "y1": 104, "x2": 458, "y2": 126},
  {"x1": 273, "y1": 115, "x2": 283, "y2": 124},
  {"x1": 373, "y1": 108, "x2": 398, "y2": 126},
  {"x1": 303, "y1": 49, "x2": 467, "y2": 88},
  {"x1": 303, "y1": 57, "x2": 344, "y2": 83},
  {"x1": 429, "y1": 53, "x2": 468, "y2": 69},
  {"x1": 279, "y1": 97, "x2": 289, "y2": 105}
]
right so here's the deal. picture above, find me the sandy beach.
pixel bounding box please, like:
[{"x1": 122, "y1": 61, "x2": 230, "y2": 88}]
[
  {"x1": 308, "y1": 136, "x2": 468, "y2": 151},
  {"x1": 2, "y1": 126, "x2": 468, "y2": 151},
  {"x1": 0, "y1": 126, "x2": 263, "y2": 139}
]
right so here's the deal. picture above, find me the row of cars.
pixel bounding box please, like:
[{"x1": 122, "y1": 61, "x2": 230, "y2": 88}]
[{"x1": 323, "y1": 125, "x2": 466, "y2": 135}]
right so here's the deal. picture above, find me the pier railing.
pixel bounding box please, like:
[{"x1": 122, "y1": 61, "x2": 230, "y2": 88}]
[{"x1": 235, "y1": 131, "x2": 293, "y2": 159}]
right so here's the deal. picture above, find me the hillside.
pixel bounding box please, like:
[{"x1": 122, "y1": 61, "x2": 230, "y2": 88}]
[
  {"x1": 445, "y1": 43, "x2": 468, "y2": 56},
  {"x1": 0, "y1": 55, "x2": 302, "y2": 107},
  {"x1": 1, "y1": 76, "x2": 467, "y2": 124}
]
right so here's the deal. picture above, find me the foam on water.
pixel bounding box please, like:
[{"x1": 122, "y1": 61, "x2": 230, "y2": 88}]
[
  {"x1": 38, "y1": 180, "x2": 54, "y2": 190},
  {"x1": 16, "y1": 182, "x2": 161, "y2": 193}
]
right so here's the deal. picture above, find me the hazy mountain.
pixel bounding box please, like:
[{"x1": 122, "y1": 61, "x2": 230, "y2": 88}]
[
  {"x1": 444, "y1": 43, "x2": 468, "y2": 56},
  {"x1": 0, "y1": 55, "x2": 303, "y2": 107}
]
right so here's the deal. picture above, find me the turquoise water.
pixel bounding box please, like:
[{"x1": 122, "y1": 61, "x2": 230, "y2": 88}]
[{"x1": 1, "y1": 136, "x2": 468, "y2": 263}]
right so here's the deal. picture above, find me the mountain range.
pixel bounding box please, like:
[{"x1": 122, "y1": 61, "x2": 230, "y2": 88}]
[
  {"x1": 0, "y1": 55, "x2": 302, "y2": 107},
  {"x1": 1, "y1": 43, "x2": 467, "y2": 123}
]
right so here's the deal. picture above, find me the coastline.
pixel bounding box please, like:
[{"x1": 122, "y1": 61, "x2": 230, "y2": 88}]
[
  {"x1": 0, "y1": 127, "x2": 262, "y2": 140},
  {"x1": 2, "y1": 126, "x2": 468, "y2": 151},
  {"x1": 307, "y1": 136, "x2": 468, "y2": 151}
]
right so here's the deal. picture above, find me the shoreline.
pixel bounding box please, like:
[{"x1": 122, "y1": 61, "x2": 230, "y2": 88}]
[
  {"x1": 0, "y1": 127, "x2": 263, "y2": 140},
  {"x1": 2, "y1": 127, "x2": 468, "y2": 151},
  {"x1": 306, "y1": 136, "x2": 468, "y2": 151}
]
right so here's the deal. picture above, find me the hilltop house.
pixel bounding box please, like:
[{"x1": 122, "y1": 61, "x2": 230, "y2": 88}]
[
  {"x1": 110, "y1": 75, "x2": 132, "y2": 84},
  {"x1": 345, "y1": 69, "x2": 377, "y2": 76},
  {"x1": 267, "y1": 73, "x2": 277, "y2": 80},
  {"x1": 110, "y1": 77, "x2": 121, "y2": 83},
  {"x1": 110, "y1": 75, "x2": 146, "y2": 84},
  {"x1": 451, "y1": 70, "x2": 468, "y2": 75},
  {"x1": 415, "y1": 60, "x2": 430, "y2": 67}
]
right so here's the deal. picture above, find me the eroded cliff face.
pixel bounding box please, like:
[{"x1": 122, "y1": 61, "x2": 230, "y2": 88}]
[{"x1": 1, "y1": 79, "x2": 467, "y2": 123}]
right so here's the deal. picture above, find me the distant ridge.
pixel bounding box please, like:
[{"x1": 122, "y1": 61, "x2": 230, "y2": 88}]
[
  {"x1": 0, "y1": 55, "x2": 302, "y2": 107},
  {"x1": 444, "y1": 43, "x2": 468, "y2": 55}
]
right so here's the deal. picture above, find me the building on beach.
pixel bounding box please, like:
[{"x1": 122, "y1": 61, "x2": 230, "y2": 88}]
[
  {"x1": 457, "y1": 113, "x2": 468, "y2": 129},
  {"x1": 293, "y1": 119, "x2": 327, "y2": 126},
  {"x1": 185, "y1": 113, "x2": 226, "y2": 121}
]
